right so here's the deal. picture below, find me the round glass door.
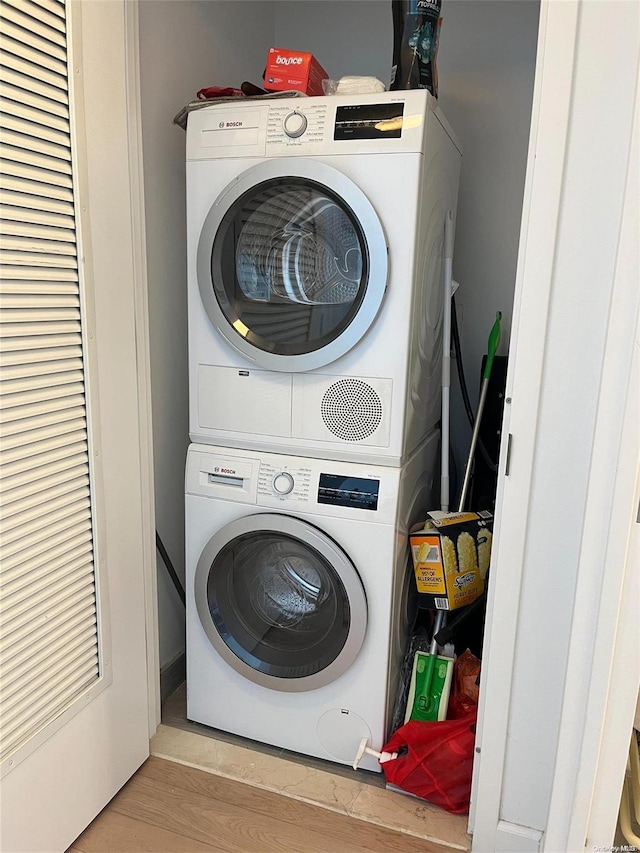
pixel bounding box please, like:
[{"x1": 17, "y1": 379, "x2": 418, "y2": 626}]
[
  {"x1": 197, "y1": 159, "x2": 388, "y2": 372},
  {"x1": 194, "y1": 514, "x2": 367, "y2": 692}
]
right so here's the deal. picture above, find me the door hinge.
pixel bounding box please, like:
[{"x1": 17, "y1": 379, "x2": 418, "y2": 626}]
[{"x1": 505, "y1": 433, "x2": 513, "y2": 476}]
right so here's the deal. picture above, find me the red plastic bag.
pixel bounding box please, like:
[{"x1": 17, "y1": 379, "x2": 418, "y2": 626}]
[
  {"x1": 448, "y1": 649, "x2": 481, "y2": 718},
  {"x1": 381, "y1": 708, "x2": 477, "y2": 814}
]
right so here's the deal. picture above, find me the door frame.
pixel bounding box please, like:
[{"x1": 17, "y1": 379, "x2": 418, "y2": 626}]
[
  {"x1": 123, "y1": 0, "x2": 161, "y2": 737},
  {"x1": 470, "y1": 1, "x2": 640, "y2": 851}
]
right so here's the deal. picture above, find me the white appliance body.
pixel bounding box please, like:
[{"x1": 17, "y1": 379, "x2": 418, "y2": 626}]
[
  {"x1": 185, "y1": 436, "x2": 438, "y2": 772},
  {"x1": 187, "y1": 91, "x2": 461, "y2": 465}
]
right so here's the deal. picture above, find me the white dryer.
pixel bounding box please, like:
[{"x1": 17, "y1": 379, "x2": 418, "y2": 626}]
[
  {"x1": 187, "y1": 91, "x2": 461, "y2": 466},
  {"x1": 185, "y1": 434, "x2": 437, "y2": 771}
]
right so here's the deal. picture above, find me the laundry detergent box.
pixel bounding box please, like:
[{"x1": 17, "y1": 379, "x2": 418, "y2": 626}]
[
  {"x1": 264, "y1": 47, "x2": 328, "y2": 96},
  {"x1": 410, "y1": 511, "x2": 493, "y2": 611}
]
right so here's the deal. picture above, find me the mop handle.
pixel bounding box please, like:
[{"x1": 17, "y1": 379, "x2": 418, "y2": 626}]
[
  {"x1": 441, "y1": 211, "x2": 455, "y2": 512},
  {"x1": 458, "y1": 312, "x2": 502, "y2": 512}
]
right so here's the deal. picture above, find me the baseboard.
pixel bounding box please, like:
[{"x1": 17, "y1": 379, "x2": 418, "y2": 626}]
[{"x1": 160, "y1": 651, "x2": 185, "y2": 703}]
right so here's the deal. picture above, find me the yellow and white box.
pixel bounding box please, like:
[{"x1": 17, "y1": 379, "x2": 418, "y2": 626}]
[{"x1": 410, "y1": 511, "x2": 493, "y2": 611}]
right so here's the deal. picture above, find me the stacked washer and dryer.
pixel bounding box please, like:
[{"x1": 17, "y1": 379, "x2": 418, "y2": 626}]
[{"x1": 185, "y1": 90, "x2": 461, "y2": 772}]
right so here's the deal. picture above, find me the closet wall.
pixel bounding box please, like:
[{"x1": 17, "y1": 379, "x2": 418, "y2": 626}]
[
  {"x1": 138, "y1": 0, "x2": 539, "y2": 669},
  {"x1": 138, "y1": 1, "x2": 275, "y2": 670}
]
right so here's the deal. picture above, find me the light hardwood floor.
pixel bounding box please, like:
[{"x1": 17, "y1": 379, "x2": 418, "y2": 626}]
[{"x1": 68, "y1": 756, "x2": 456, "y2": 852}]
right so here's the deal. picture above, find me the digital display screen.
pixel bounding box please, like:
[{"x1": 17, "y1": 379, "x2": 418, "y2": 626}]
[
  {"x1": 334, "y1": 103, "x2": 405, "y2": 140},
  {"x1": 318, "y1": 474, "x2": 379, "y2": 511}
]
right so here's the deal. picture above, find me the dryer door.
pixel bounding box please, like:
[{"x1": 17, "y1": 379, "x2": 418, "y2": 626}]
[
  {"x1": 197, "y1": 159, "x2": 388, "y2": 372},
  {"x1": 194, "y1": 513, "x2": 367, "y2": 691}
]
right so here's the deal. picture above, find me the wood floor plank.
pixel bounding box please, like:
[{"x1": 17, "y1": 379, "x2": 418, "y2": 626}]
[
  {"x1": 70, "y1": 810, "x2": 215, "y2": 853},
  {"x1": 70, "y1": 756, "x2": 459, "y2": 853},
  {"x1": 112, "y1": 771, "x2": 372, "y2": 852},
  {"x1": 131, "y1": 757, "x2": 455, "y2": 853}
]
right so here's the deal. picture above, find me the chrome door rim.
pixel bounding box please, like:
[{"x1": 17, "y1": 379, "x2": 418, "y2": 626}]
[
  {"x1": 196, "y1": 158, "x2": 388, "y2": 372},
  {"x1": 194, "y1": 513, "x2": 368, "y2": 692}
]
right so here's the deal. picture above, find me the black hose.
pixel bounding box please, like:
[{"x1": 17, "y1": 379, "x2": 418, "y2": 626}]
[
  {"x1": 451, "y1": 295, "x2": 498, "y2": 473},
  {"x1": 156, "y1": 531, "x2": 186, "y2": 606},
  {"x1": 451, "y1": 296, "x2": 476, "y2": 429}
]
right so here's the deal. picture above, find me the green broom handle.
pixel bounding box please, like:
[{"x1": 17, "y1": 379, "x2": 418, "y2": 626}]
[{"x1": 483, "y1": 311, "x2": 502, "y2": 381}]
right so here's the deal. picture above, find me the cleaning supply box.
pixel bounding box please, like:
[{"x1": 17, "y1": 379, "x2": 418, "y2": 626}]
[
  {"x1": 410, "y1": 511, "x2": 493, "y2": 611},
  {"x1": 264, "y1": 48, "x2": 328, "y2": 97}
]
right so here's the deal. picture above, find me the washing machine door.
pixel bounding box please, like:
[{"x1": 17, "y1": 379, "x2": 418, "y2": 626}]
[
  {"x1": 197, "y1": 159, "x2": 388, "y2": 372},
  {"x1": 194, "y1": 513, "x2": 367, "y2": 692}
]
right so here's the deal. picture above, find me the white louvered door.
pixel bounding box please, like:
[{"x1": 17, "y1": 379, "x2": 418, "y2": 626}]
[
  {"x1": 0, "y1": 0, "x2": 102, "y2": 768},
  {"x1": 0, "y1": 1, "x2": 153, "y2": 850}
]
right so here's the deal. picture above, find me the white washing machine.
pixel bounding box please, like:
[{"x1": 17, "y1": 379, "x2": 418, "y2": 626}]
[
  {"x1": 185, "y1": 434, "x2": 437, "y2": 772},
  {"x1": 187, "y1": 90, "x2": 461, "y2": 466}
]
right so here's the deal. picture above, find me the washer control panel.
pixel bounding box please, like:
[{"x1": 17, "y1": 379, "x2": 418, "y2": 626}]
[
  {"x1": 186, "y1": 444, "x2": 401, "y2": 522},
  {"x1": 266, "y1": 103, "x2": 327, "y2": 148},
  {"x1": 258, "y1": 460, "x2": 311, "y2": 502}
]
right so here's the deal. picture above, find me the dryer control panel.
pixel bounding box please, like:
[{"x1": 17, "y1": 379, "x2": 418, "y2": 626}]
[
  {"x1": 185, "y1": 90, "x2": 462, "y2": 161},
  {"x1": 266, "y1": 103, "x2": 328, "y2": 149}
]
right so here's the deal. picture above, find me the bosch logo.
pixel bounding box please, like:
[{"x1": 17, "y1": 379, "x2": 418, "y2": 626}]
[
  {"x1": 220, "y1": 467, "x2": 235, "y2": 474},
  {"x1": 276, "y1": 55, "x2": 303, "y2": 66},
  {"x1": 218, "y1": 121, "x2": 224, "y2": 129},
  {"x1": 225, "y1": 121, "x2": 243, "y2": 127}
]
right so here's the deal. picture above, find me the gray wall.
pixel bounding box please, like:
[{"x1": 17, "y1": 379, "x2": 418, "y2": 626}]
[
  {"x1": 138, "y1": 1, "x2": 275, "y2": 670},
  {"x1": 274, "y1": 1, "x2": 392, "y2": 82}
]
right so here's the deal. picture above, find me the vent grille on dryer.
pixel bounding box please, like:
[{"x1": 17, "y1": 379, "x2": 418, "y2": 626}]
[{"x1": 321, "y1": 379, "x2": 383, "y2": 441}]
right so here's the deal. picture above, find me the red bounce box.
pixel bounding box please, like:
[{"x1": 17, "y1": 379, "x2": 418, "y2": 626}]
[{"x1": 264, "y1": 48, "x2": 328, "y2": 97}]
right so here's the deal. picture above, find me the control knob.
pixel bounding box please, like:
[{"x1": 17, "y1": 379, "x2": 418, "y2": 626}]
[
  {"x1": 273, "y1": 471, "x2": 295, "y2": 495},
  {"x1": 283, "y1": 110, "x2": 307, "y2": 139}
]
